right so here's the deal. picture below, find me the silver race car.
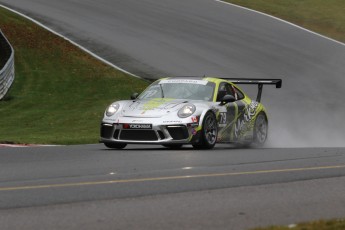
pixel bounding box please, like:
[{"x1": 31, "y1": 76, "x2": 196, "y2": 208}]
[{"x1": 100, "y1": 77, "x2": 281, "y2": 149}]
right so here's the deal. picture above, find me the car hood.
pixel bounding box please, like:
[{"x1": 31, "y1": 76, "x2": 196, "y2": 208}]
[{"x1": 121, "y1": 98, "x2": 188, "y2": 118}]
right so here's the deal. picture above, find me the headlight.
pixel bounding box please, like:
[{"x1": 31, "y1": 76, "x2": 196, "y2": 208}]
[
  {"x1": 105, "y1": 103, "x2": 120, "y2": 117},
  {"x1": 178, "y1": 104, "x2": 196, "y2": 118}
]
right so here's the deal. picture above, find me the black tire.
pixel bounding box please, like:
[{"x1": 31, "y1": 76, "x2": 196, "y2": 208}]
[
  {"x1": 192, "y1": 111, "x2": 218, "y2": 149},
  {"x1": 253, "y1": 112, "x2": 268, "y2": 146},
  {"x1": 162, "y1": 144, "x2": 183, "y2": 149},
  {"x1": 104, "y1": 142, "x2": 127, "y2": 149}
]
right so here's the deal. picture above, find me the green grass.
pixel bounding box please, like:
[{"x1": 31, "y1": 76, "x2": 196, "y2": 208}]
[
  {"x1": 252, "y1": 219, "x2": 345, "y2": 230},
  {"x1": 223, "y1": 0, "x2": 345, "y2": 43},
  {"x1": 0, "y1": 7, "x2": 148, "y2": 144}
]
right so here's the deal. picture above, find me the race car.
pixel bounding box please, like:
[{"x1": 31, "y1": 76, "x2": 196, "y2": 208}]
[{"x1": 100, "y1": 77, "x2": 282, "y2": 149}]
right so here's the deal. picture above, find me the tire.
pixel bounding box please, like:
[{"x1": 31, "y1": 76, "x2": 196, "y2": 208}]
[
  {"x1": 253, "y1": 112, "x2": 268, "y2": 146},
  {"x1": 192, "y1": 111, "x2": 218, "y2": 149},
  {"x1": 162, "y1": 144, "x2": 183, "y2": 149},
  {"x1": 104, "y1": 142, "x2": 127, "y2": 149}
]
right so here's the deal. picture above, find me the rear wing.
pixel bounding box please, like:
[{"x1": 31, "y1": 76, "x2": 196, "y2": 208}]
[{"x1": 222, "y1": 78, "x2": 282, "y2": 102}]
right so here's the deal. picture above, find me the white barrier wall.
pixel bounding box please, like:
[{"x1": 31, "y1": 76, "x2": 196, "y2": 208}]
[{"x1": 0, "y1": 29, "x2": 14, "y2": 100}]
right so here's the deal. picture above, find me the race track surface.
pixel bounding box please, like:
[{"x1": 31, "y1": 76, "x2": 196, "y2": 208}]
[
  {"x1": 1, "y1": 0, "x2": 345, "y2": 229},
  {"x1": 1, "y1": 145, "x2": 345, "y2": 230}
]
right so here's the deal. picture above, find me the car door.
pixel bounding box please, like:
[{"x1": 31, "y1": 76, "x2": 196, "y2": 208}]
[{"x1": 215, "y1": 82, "x2": 247, "y2": 142}]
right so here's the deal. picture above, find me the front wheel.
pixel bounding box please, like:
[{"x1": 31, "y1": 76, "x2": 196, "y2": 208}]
[
  {"x1": 192, "y1": 112, "x2": 218, "y2": 149},
  {"x1": 253, "y1": 112, "x2": 268, "y2": 146},
  {"x1": 104, "y1": 142, "x2": 127, "y2": 149}
]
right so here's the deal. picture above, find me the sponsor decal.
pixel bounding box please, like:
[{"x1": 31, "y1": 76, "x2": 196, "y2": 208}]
[
  {"x1": 187, "y1": 123, "x2": 199, "y2": 127},
  {"x1": 163, "y1": 120, "x2": 183, "y2": 123},
  {"x1": 234, "y1": 101, "x2": 259, "y2": 138},
  {"x1": 123, "y1": 124, "x2": 152, "y2": 129},
  {"x1": 191, "y1": 116, "x2": 198, "y2": 123},
  {"x1": 131, "y1": 120, "x2": 144, "y2": 123},
  {"x1": 103, "y1": 118, "x2": 117, "y2": 122},
  {"x1": 159, "y1": 79, "x2": 208, "y2": 85}
]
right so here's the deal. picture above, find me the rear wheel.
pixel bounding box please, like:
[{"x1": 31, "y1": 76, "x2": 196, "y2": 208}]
[
  {"x1": 192, "y1": 112, "x2": 218, "y2": 149},
  {"x1": 253, "y1": 112, "x2": 268, "y2": 146},
  {"x1": 104, "y1": 142, "x2": 127, "y2": 149}
]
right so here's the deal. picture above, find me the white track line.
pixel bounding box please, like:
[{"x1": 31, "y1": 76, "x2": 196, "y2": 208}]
[
  {"x1": 0, "y1": 144, "x2": 59, "y2": 147},
  {"x1": 215, "y1": 0, "x2": 345, "y2": 47},
  {"x1": 0, "y1": 4, "x2": 143, "y2": 79},
  {"x1": 0, "y1": 144, "x2": 29, "y2": 148}
]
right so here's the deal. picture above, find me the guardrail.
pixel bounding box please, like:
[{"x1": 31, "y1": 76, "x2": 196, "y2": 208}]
[{"x1": 0, "y1": 29, "x2": 15, "y2": 100}]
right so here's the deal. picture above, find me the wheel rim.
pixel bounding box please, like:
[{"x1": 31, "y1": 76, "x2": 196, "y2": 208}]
[
  {"x1": 255, "y1": 115, "x2": 267, "y2": 143},
  {"x1": 204, "y1": 114, "x2": 217, "y2": 145}
]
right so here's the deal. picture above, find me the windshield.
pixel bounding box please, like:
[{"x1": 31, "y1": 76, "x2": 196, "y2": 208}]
[{"x1": 138, "y1": 79, "x2": 215, "y2": 101}]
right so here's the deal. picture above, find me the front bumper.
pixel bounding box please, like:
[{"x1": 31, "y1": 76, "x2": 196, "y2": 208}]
[{"x1": 100, "y1": 122, "x2": 199, "y2": 145}]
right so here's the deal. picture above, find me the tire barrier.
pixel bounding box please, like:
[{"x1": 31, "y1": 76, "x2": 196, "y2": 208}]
[{"x1": 0, "y1": 29, "x2": 14, "y2": 100}]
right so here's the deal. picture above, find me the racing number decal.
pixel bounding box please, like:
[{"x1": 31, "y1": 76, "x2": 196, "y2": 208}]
[
  {"x1": 217, "y1": 103, "x2": 236, "y2": 142},
  {"x1": 219, "y1": 112, "x2": 227, "y2": 124}
]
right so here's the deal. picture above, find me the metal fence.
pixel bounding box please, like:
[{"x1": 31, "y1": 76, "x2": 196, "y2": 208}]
[{"x1": 0, "y1": 29, "x2": 14, "y2": 100}]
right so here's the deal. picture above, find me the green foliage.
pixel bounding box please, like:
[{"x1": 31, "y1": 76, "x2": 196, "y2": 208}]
[{"x1": 0, "y1": 8, "x2": 148, "y2": 144}]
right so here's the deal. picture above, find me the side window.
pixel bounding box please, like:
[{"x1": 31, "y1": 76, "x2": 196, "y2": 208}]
[
  {"x1": 217, "y1": 82, "x2": 245, "y2": 101},
  {"x1": 217, "y1": 82, "x2": 234, "y2": 101},
  {"x1": 233, "y1": 86, "x2": 244, "y2": 100}
]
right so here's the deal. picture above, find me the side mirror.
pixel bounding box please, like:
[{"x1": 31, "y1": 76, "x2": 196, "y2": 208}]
[
  {"x1": 130, "y1": 93, "x2": 139, "y2": 100},
  {"x1": 220, "y1": 95, "x2": 235, "y2": 105}
]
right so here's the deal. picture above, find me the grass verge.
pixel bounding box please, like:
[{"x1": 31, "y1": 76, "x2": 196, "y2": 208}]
[
  {"x1": 0, "y1": 7, "x2": 148, "y2": 144},
  {"x1": 251, "y1": 219, "x2": 345, "y2": 230},
  {"x1": 223, "y1": 0, "x2": 345, "y2": 43}
]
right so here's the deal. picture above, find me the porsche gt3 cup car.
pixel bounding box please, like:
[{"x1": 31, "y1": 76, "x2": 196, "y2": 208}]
[{"x1": 100, "y1": 77, "x2": 282, "y2": 149}]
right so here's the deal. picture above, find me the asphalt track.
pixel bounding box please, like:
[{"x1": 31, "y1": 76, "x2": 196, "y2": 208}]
[
  {"x1": 1, "y1": 0, "x2": 345, "y2": 229},
  {"x1": 1, "y1": 144, "x2": 345, "y2": 230}
]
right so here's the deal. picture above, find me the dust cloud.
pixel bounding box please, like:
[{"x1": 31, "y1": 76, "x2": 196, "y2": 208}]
[{"x1": 264, "y1": 50, "x2": 345, "y2": 148}]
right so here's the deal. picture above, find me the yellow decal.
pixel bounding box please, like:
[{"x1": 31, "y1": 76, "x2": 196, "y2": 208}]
[{"x1": 142, "y1": 98, "x2": 174, "y2": 111}]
